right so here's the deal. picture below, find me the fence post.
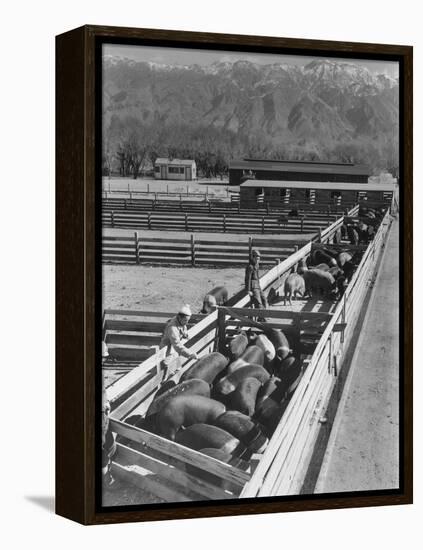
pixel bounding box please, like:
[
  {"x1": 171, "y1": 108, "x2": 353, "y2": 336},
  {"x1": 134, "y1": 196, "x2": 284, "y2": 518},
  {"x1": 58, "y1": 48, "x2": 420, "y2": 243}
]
[
  {"x1": 186, "y1": 185, "x2": 189, "y2": 196},
  {"x1": 262, "y1": 216, "x2": 265, "y2": 234},
  {"x1": 248, "y1": 236, "x2": 252, "y2": 259},
  {"x1": 238, "y1": 202, "x2": 241, "y2": 214},
  {"x1": 111, "y1": 210, "x2": 115, "y2": 228},
  {"x1": 134, "y1": 231, "x2": 140, "y2": 264},
  {"x1": 147, "y1": 183, "x2": 150, "y2": 194},
  {"x1": 148, "y1": 212, "x2": 151, "y2": 230},
  {"x1": 318, "y1": 227, "x2": 322, "y2": 243},
  {"x1": 155, "y1": 192, "x2": 157, "y2": 202},
  {"x1": 300, "y1": 217, "x2": 304, "y2": 233},
  {"x1": 226, "y1": 187, "x2": 229, "y2": 197},
  {"x1": 185, "y1": 213, "x2": 188, "y2": 232},
  {"x1": 266, "y1": 202, "x2": 269, "y2": 215},
  {"x1": 124, "y1": 199, "x2": 127, "y2": 210},
  {"x1": 191, "y1": 234, "x2": 196, "y2": 266},
  {"x1": 128, "y1": 182, "x2": 130, "y2": 194},
  {"x1": 217, "y1": 307, "x2": 226, "y2": 355},
  {"x1": 209, "y1": 201, "x2": 212, "y2": 213},
  {"x1": 223, "y1": 214, "x2": 226, "y2": 233},
  {"x1": 108, "y1": 181, "x2": 111, "y2": 193},
  {"x1": 129, "y1": 191, "x2": 133, "y2": 201}
]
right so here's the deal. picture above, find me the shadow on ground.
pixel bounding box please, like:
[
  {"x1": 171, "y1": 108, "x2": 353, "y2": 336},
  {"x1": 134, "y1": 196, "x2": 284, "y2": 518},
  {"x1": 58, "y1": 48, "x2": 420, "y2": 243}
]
[{"x1": 25, "y1": 495, "x2": 55, "y2": 513}]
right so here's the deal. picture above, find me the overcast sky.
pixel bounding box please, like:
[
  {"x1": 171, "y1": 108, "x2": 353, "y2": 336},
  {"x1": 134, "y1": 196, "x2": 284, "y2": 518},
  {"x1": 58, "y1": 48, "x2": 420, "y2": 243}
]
[{"x1": 103, "y1": 44, "x2": 399, "y2": 79}]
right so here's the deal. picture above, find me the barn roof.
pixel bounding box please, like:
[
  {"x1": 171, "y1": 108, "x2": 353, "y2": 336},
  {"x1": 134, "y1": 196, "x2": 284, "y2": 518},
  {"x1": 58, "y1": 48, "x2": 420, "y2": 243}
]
[
  {"x1": 229, "y1": 159, "x2": 370, "y2": 176},
  {"x1": 155, "y1": 158, "x2": 196, "y2": 166},
  {"x1": 240, "y1": 179, "x2": 397, "y2": 192}
]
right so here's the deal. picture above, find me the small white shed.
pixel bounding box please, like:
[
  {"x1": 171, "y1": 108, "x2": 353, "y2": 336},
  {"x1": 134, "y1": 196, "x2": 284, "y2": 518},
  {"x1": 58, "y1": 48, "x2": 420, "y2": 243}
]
[{"x1": 154, "y1": 158, "x2": 197, "y2": 181}]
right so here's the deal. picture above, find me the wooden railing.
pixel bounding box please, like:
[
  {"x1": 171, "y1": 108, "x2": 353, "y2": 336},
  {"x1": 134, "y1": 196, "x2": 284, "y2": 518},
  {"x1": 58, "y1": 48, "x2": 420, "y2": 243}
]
[{"x1": 102, "y1": 234, "x2": 306, "y2": 266}]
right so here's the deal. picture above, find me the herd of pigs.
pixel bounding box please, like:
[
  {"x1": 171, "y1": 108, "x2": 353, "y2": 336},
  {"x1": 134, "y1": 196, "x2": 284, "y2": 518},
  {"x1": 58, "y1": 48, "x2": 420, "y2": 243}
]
[
  {"x1": 123, "y1": 327, "x2": 298, "y2": 482},
  {"x1": 120, "y1": 206, "x2": 386, "y2": 486},
  {"x1": 279, "y1": 206, "x2": 386, "y2": 305}
]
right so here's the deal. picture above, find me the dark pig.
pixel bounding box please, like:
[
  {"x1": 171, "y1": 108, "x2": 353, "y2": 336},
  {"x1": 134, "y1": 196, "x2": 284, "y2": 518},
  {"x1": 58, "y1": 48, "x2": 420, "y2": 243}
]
[
  {"x1": 274, "y1": 356, "x2": 302, "y2": 397},
  {"x1": 227, "y1": 345, "x2": 265, "y2": 374},
  {"x1": 256, "y1": 376, "x2": 281, "y2": 409},
  {"x1": 180, "y1": 352, "x2": 229, "y2": 384},
  {"x1": 157, "y1": 395, "x2": 226, "y2": 440},
  {"x1": 230, "y1": 377, "x2": 262, "y2": 417},
  {"x1": 312, "y1": 249, "x2": 337, "y2": 267},
  {"x1": 175, "y1": 423, "x2": 243, "y2": 455},
  {"x1": 314, "y1": 263, "x2": 330, "y2": 271},
  {"x1": 226, "y1": 330, "x2": 248, "y2": 361},
  {"x1": 248, "y1": 336, "x2": 275, "y2": 363},
  {"x1": 283, "y1": 273, "x2": 305, "y2": 306},
  {"x1": 337, "y1": 251, "x2": 353, "y2": 267},
  {"x1": 146, "y1": 378, "x2": 210, "y2": 417},
  {"x1": 303, "y1": 269, "x2": 336, "y2": 298},
  {"x1": 265, "y1": 328, "x2": 291, "y2": 360},
  {"x1": 328, "y1": 266, "x2": 344, "y2": 279},
  {"x1": 215, "y1": 365, "x2": 270, "y2": 396},
  {"x1": 214, "y1": 411, "x2": 268, "y2": 453},
  {"x1": 347, "y1": 225, "x2": 359, "y2": 245},
  {"x1": 200, "y1": 286, "x2": 228, "y2": 313},
  {"x1": 254, "y1": 398, "x2": 288, "y2": 437}
]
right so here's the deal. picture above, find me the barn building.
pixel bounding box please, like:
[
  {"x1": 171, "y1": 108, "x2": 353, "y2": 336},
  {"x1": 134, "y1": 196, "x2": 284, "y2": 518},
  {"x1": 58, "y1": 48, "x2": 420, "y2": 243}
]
[
  {"x1": 154, "y1": 158, "x2": 197, "y2": 181},
  {"x1": 239, "y1": 179, "x2": 398, "y2": 210},
  {"x1": 229, "y1": 159, "x2": 370, "y2": 186}
]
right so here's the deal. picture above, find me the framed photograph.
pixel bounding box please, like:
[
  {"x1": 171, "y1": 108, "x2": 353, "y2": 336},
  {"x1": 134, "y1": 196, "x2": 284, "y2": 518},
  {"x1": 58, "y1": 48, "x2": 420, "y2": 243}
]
[{"x1": 56, "y1": 25, "x2": 412, "y2": 525}]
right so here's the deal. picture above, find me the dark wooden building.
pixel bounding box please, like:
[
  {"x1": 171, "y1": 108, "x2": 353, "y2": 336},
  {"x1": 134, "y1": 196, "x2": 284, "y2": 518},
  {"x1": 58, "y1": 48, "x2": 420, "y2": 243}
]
[
  {"x1": 229, "y1": 159, "x2": 370, "y2": 186},
  {"x1": 239, "y1": 179, "x2": 398, "y2": 209}
]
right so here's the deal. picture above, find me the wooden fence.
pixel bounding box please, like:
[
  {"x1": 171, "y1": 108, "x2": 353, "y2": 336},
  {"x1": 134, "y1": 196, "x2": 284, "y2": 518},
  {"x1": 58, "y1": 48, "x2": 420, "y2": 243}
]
[
  {"x1": 102, "y1": 210, "x2": 338, "y2": 235},
  {"x1": 102, "y1": 195, "x2": 353, "y2": 215},
  {"x1": 102, "y1": 233, "x2": 304, "y2": 266}
]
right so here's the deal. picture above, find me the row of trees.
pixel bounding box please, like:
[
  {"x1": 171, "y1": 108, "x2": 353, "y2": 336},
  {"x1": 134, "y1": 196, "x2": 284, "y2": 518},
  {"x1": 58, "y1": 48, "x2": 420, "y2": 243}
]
[{"x1": 102, "y1": 114, "x2": 399, "y2": 179}]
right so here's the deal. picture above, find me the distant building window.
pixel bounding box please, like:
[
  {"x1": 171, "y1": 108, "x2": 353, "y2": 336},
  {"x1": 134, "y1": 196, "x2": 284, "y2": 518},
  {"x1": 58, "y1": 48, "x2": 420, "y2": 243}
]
[
  {"x1": 357, "y1": 191, "x2": 367, "y2": 201},
  {"x1": 280, "y1": 188, "x2": 289, "y2": 198},
  {"x1": 154, "y1": 166, "x2": 160, "y2": 173},
  {"x1": 168, "y1": 166, "x2": 185, "y2": 174},
  {"x1": 331, "y1": 191, "x2": 342, "y2": 199}
]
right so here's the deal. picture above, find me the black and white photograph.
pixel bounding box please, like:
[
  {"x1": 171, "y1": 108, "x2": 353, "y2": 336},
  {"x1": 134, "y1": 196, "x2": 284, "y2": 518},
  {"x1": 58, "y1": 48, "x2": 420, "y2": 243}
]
[{"x1": 100, "y1": 42, "x2": 401, "y2": 507}]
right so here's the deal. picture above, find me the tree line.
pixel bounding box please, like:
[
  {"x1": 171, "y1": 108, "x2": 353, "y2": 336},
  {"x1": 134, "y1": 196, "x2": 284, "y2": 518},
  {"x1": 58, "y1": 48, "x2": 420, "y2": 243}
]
[{"x1": 102, "y1": 115, "x2": 399, "y2": 180}]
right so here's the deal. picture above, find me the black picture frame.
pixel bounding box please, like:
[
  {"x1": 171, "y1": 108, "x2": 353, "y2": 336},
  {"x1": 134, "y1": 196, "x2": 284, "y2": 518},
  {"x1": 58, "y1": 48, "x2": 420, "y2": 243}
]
[{"x1": 56, "y1": 25, "x2": 413, "y2": 525}]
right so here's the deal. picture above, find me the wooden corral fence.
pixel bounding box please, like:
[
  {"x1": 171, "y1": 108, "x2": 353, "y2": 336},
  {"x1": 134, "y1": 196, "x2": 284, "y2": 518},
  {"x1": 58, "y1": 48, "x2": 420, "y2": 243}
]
[
  {"x1": 102, "y1": 182, "x2": 234, "y2": 201},
  {"x1": 240, "y1": 209, "x2": 392, "y2": 498},
  {"x1": 104, "y1": 210, "x2": 392, "y2": 501},
  {"x1": 102, "y1": 195, "x2": 353, "y2": 214},
  {"x1": 102, "y1": 209, "x2": 340, "y2": 235},
  {"x1": 102, "y1": 233, "x2": 305, "y2": 266}
]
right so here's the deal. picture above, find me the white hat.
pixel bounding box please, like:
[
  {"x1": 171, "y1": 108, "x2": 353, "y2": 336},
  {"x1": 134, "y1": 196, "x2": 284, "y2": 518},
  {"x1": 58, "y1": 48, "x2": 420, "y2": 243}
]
[{"x1": 179, "y1": 304, "x2": 192, "y2": 316}]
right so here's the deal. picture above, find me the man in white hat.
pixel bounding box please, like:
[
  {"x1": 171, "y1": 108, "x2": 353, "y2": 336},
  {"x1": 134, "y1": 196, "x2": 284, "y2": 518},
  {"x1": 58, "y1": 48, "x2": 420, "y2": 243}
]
[
  {"x1": 159, "y1": 304, "x2": 198, "y2": 361},
  {"x1": 245, "y1": 248, "x2": 268, "y2": 314}
]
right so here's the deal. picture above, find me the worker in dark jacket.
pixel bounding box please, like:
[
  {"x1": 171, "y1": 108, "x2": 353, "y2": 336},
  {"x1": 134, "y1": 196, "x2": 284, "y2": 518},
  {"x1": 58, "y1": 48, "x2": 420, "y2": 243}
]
[{"x1": 245, "y1": 248, "x2": 268, "y2": 313}]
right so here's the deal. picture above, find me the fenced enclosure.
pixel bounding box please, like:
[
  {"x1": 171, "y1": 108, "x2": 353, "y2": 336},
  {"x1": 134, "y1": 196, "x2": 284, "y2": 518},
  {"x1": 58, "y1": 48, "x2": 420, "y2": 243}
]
[
  {"x1": 102, "y1": 233, "x2": 305, "y2": 266},
  {"x1": 104, "y1": 211, "x2": 392, "y2": 501}
]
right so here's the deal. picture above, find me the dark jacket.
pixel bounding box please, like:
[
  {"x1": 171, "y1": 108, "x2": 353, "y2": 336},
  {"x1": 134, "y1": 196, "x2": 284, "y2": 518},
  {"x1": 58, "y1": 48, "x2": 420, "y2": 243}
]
[{"x1": 245, "y1": 261, "x2": 261, "y2": 291}]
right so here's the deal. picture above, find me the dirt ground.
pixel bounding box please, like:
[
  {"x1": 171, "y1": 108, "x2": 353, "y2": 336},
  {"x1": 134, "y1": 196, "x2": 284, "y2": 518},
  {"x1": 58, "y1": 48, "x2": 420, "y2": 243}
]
[
  {"x1": 103, "y1": 264, "x2": 244, "y2": 312},
  {"x1": 102, "y1": 229, "x2": 311, "y2": 312}
]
